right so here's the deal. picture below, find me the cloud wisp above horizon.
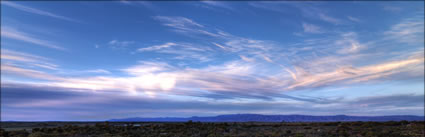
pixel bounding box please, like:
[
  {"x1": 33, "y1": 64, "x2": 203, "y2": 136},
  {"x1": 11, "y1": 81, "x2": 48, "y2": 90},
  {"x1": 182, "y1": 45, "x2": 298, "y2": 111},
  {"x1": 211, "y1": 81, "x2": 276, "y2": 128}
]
[{"x1": 1, "y1": 1, "x2": 424, "y2": 121}]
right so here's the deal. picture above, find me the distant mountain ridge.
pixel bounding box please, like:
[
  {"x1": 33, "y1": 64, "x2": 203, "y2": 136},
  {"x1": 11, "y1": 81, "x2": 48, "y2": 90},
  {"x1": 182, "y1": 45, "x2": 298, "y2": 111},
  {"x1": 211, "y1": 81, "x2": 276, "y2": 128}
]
[{"x1": 109, "y1": 114, "x2": 424, "y2": 122}]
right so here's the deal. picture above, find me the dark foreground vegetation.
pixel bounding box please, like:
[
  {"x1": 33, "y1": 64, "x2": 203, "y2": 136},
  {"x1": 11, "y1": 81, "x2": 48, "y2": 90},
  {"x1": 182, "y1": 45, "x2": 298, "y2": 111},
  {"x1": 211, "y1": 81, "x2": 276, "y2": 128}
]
[{"x1": 1, "y1": 121, "x2": 424, "y2": 137}]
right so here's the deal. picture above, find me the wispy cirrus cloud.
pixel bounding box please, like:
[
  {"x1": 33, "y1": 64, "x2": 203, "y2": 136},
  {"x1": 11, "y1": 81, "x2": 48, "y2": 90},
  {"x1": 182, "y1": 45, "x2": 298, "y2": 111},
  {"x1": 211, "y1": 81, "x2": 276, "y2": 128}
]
[
  {"x1": 248, "y1": 2, "x2": 348, "y2": 28},
  {"x1": 318, "y1": 13, "x2": 342, "y2": 25},
  {"x1": 138, "y1": 42, "x2": 176, "y2": 52},
  {"x1": 1, "y1": 49, "x2": 59, "y2": 70},
  {"x1": 382, "y1": 5, "x2": 402, "y2": 13},
  {"x1": 85, "y1": 69, "x2": 111, "y2": 74},
  {"x1": 146, "y1": 16, "x2": 279, "y2": 59},
  {"x1": 286, "y1": 52, "x2": 424, "y2": 90},
  {"x1": 335, "y1": 32, "x2": 364, "y2": 54},
  {"x1": 384, "y1": 14, "x2": 424, "y2": 44},
  {"x1": 137, "y1": 42, "x2": 213, "y2": 62},
  {"x1": 120, "y1": 1, "x2": 157, "y2": 11},
  {"x1": 248, "y1": 2, "x2": 291, "y2": 14},
  {"x1": 239, "y1": 55, "x2": 255, "y2": 62},
  {"x1": 1, "y1": 49, "x2": 49, "y2": 63},
  {"x1": 1, "y1": 27, "x2": 66, "y2": 50},
  {"x1": 201, "y1": 1, "x2": 234, "y2": 10},
  {"x1": 302, "y1": 22, "x2": 323, "y2": 33},
  {"x1": 347, "y1": 16, "x2": 361, "y2": 23},
  {"x1": 2, "y1": 1, "x2": 81, "y2": 23},
  {"x1": 154, "y1": 16, "x2": 204, "y2": 29},
  {"x1": 294, "y1": 3, "x2": 343, "y2": 25},
  {"x1": 108, "y1": 40, "x2": 135, "y2": 47},
  {"x1": 1, "y1": 64, "x2": 63, "y2": 81},
  {"x1": 154, "y1": 16, "x2": 226, "y2": 38}
]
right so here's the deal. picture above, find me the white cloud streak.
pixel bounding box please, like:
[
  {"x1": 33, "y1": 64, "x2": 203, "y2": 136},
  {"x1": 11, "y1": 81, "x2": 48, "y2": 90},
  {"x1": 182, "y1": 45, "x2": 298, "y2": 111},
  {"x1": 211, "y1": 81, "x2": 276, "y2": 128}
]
[
  {"x1": 1, "y1": 64, "x2": 63, "y2": 81},
  {"x1": 138, "y1": 42, "x2": 176, "y2": 52},
  {"x1": 85, "y1": 69, "x2": 111, "y2": 74},
  {"x1": 201, "y1": 1, "x2": 234, "y2": 10},
  {"x1": 1, "y1": 49, "x2": 59, "y2": 70},
  {"x1": 347, "y1": 16, "x2": 361, "y2": 22},
  {"x1": 108, "y1": 40, "x2": 135, "y2": 47},
  {"x1": 2, "y1": 1, "x2": 81, "y2": 23},
  {"x1": 384, "y1": 15, "x2": 424, "y2": 44},
  {"x1": 335, "y1": 32, "x2": 364, "y2": 54},
  {"x1": 1, "y1": 27, "x2": 66, "y2": 50},
  {"x1": 318, "y1": 13, "x2": 341, "y2": 25},
  {"x1": 302, "y1": 22, "x2": 323, "y2": 33}
]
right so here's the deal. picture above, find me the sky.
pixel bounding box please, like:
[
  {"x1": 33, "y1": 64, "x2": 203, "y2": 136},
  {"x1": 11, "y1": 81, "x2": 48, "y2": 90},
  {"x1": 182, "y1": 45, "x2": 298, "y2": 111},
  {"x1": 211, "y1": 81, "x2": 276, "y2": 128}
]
[{"x1": 1, "y1": 1, "x2": 424, "y2": 121}]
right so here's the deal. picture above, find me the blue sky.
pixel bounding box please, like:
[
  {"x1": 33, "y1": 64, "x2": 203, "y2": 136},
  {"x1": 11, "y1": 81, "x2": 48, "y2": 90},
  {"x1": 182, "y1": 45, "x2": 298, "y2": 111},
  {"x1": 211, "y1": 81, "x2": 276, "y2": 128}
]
[{"x1": 1, "y1": 1, "x2": 424, "y2": 121}]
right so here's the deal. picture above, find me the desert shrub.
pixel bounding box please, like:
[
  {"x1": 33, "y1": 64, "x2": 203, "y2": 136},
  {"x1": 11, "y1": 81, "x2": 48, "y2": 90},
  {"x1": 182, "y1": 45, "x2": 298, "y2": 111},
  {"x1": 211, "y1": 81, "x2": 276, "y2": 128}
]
[
  {"x1": 6, "y1": 130, "x2": 29, "y2": 137},
  {"x1": 1, "y1": 121, "x2": 424, "y2": 137},
  {"x1": 295, "y1": 133, "x2": 305, "y2": 137},
  {"x1": 286, "y1": 130, "x2": 292, "y2": 134}
]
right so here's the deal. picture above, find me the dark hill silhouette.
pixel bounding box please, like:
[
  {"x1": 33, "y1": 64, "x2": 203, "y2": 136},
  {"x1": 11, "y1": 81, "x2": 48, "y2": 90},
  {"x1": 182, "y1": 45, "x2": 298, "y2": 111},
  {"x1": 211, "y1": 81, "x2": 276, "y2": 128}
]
[{"x1": 109, "y1": 114, "x2": 424, "y2": 122}]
